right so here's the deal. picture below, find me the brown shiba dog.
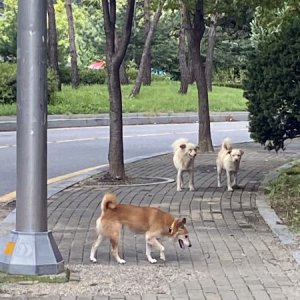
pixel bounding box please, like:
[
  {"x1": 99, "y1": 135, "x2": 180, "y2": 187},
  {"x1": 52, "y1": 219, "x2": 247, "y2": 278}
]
[
  {"x1": 90, "y1": 193, "x2": 191, "y2": 264},
  {"x1": 172, "y1": 138, "x2": 199, "y2": 192},
  {"x1": 216, "y1": 138, "x2": 244, "y2": 191}
]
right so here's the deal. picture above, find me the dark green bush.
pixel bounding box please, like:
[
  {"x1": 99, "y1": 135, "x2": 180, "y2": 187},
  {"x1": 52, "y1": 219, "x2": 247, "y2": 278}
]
[
  {"x1": 59, "y1": 66, "x2": 107, "y2": 85},
  {"x1": 0, "y1": 62, "x2": 17, "y2": 104},
  {"x1": 0, "y1": 63, "x2": 59, "y2": 104},
  {"x1": 79, "y1": 68, "x2": 106, "y2": 84},
  {"x1": 47, "y1": 67, "x2": 59, "y2": 104},
  {"x1": 243, "y1": 17, "x2": 300, "y2": 151}
]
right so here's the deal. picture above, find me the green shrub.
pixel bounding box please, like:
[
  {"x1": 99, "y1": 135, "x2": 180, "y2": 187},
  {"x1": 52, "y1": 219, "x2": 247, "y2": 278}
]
[
  {"x1": 243, "y1": 17, "x2": 300, "y2": 151},
  {"x1": 58, "y1": 66, "x2": 72, "y2": 84},
  {"x1": 0, "y1": 62, "x2": 17, "y2": 104},
  {"x1": 80, "y1": 68, "x2": 106, "y2": 85},
  {"x1": 47, "y1": 67, "x2": 59, "y2": 104},
  {"x1": 0, "y1": 62, "x2": 59, "y2": 105}
]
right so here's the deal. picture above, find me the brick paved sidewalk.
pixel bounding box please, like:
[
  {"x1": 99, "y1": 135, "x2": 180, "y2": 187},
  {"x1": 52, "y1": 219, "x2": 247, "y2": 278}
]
[{"x1": 1, "y1": 140, "x2": 300, "y2": 299}]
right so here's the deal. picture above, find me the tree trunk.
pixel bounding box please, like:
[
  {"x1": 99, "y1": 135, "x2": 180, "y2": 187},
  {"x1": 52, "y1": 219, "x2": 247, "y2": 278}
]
[
  {"x1": 142, "y1": 0, "x2": 151, "y2": 85},
  {"x1": 182, "y1": 0, "x2": 214, "y2": 153},
  {"x1": 120, "y1": 61, "x2": 129, "y2": 84},
  {"x1": 178, "y1": 2, "x2": 190, "y2": 94},
  {"x1": 130, "y1": 1, "x2": 164, "y2": 98},
  {"x1": 65, "y1": 0, "x2": 79, "y2": 88},
  {"x1": 205, "y1": 14, "x2": 218, "y2": 92},
  {"x1": 47, "y1": 0, "x2": 61, "y2": 91},
  {"x1": 102, "y1": 0, "x2": 135, "y2": 179}
]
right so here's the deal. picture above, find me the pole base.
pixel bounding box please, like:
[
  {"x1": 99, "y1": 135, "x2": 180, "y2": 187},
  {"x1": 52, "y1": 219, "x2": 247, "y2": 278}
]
[{"x1": 0, "y1": 230, "x2": 64, "y2": 275}]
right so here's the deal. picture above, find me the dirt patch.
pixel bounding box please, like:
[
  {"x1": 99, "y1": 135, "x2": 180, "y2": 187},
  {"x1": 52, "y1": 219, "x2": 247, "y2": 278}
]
[{"x1": 77, "y1": 172, "x2": 174, "y2": 187}]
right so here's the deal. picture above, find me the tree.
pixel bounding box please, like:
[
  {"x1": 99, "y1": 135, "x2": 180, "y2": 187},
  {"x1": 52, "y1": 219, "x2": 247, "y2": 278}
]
[
  {"x1": 130, "y1": 0, "x2": 164, "y2": 97},
  {"x1": 47, "y1": 0, "x2": 61, "y2": 90},
  {"x1": 0, "y1": 0, "x2": 17, "y2": 61},
  {"x1": 65, "y1": 0, "x2": 80, "y2": 88},
  {"x1": 102, "y1": 0, "x2": 135, "y2": 179},
  {"x1": 178, "y1": 1, "x2": 193, "y2": 94},
  {"x1": 205, "y1": 13, "x2": 218, "y2": 91},
  {"x1": 142, "y1": 0, "x2": 151, "y2": 85},
  {"x1": 243, "y1": 15, "x2": 300, "y2": 151},
  {"x1": 182, "y1": 0, "x2": 213, "y2": 152}
]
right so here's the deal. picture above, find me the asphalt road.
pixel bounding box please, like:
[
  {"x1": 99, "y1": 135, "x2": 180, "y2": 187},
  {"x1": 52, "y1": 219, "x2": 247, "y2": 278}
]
[{"x1": 0, "y1": 121, "x2": 250, "y2": 198}]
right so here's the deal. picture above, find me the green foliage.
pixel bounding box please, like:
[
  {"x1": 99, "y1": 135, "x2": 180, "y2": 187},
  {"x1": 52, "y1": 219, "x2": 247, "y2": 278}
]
[
  {"x1": 266, "y1": 163, "x2": 300, "y2": 230},
  {"x1": 243, "y1": 16, "x2": 300, "y2": 151},
  {"x1": 126, "y1": 60, "x2": 138, "y2": 82},
  {"x1": 0, "y1": 62, "x2": 16, "y2": 104},
  {"x1": 0, "y1": 0, "x2": 17, "y2": 61},
  {"x1": 47, "y1": 67, "x2": 59, "y2": 104},
  {"x1": 0, "y1": 63, "x2": 60, "y2": 105},
  {"x1": 79, "y1": 68, "x2": 106, "y2": 85},
  {"x1": 59, "y1": 66, "x2": 106, "y2": 85}
]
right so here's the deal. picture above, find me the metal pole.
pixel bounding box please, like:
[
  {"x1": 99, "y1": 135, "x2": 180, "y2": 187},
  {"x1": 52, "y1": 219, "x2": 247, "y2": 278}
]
[
  {"x1": 16, "y1": 0, "x2": 48, "y2": 232},
  {"x1": 0, "y1": 0, "x2": 64, "y2": 275}
]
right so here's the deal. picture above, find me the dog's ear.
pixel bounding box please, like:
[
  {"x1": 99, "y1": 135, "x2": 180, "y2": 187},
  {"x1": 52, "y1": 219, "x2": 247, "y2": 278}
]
[
  {"x1": 239, "y1": 150, "x2": 244, "y2": 156},
  {"x1": 227, "y1": 150, "x2": 232, "y2": 154},
  {"x1": 182, "y1": 217, "x2": 186, "y2": 225},
  {"x1": 178, "y1": 218, "x2": 186, "y2": 228},
  {"x1": 180, "y1": 144, "x2": 186, "y2": 149}
]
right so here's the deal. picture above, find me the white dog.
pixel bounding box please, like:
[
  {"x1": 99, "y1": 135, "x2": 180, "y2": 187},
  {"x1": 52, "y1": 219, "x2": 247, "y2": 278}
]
[
  {"x1": 216, "y1": 138, "x2": 244, "y2": 191},
  {"x1": 172, "y1": 138, "x2": 198, "y2": 192},
  {"x1": 90, "y1": 193, "x2": 191, "y2": 264}
]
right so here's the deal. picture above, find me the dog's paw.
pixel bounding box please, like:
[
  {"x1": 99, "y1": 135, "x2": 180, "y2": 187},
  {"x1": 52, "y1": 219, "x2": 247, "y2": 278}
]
[
  {"x1": 177, "y1": 188, "x2": 182, "y2": 192},
  {"x1": 117, "y1": 258, "x2": 126, "y2": 264},
  {"x1": 227, "y1": 187, "x2": 233, "y2": 192},
  {"x1": 217, "y1": 183, "x2": 222, "y2": 188},
  {"x1": 160, "y1": 253, "x2": 166, "y2": 261},
  {"x1": 148, "y1": 258, "x2": 157, "y2": 264},
  {"x1": 90, "y1": 257, "x2": 97, "y2": 263},
  {"x1": 189, "y1": 186, "x2": 195, "y2": 191}
]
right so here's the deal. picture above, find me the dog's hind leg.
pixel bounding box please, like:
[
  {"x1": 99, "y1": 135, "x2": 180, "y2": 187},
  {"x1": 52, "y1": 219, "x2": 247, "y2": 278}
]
[
  {"x1": 90, "y1": 233, "x2": 104, "y2": 263},
  {"x1": 110, "y1": 228, "x2": 126, "y2": 264}
]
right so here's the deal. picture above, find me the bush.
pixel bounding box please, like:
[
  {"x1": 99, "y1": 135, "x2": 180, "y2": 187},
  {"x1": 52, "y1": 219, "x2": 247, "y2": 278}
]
[
  {"x1": 0, "y1": 62, "x2": 59, "y2": 104},
  {"x1": 80, "y1": 68, "x2": 106, "y2": 85},
  {"x1": 0, "y1": 62, "x2": 17, "y2": 104},
  {"x1": 47, "y1": 67, "x2": 59, "y2": 104},
  {"x1": 59, "y1": 66, "x2": 107, "y2": 85},
  {"x1": 243, "y1": 17, "x2": 300, "y2": 151}
]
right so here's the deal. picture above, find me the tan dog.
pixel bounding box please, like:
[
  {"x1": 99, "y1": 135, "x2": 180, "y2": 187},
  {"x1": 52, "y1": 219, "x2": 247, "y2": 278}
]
[
  {"x1": 216, "y1": 138, "x2": 244, "y2": 191},
  {"x1": 172, "y1": 138, "x2": 198, "y2": 192},
  {"x1": 90, "y1": 193, "x2": 191, "y2": 264}
]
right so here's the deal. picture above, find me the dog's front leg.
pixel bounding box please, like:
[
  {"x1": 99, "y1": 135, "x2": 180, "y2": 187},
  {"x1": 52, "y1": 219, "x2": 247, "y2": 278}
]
[
  {"x1": 188, "y1": 168, "x2": 195, "y2": 191},
  {"x1": 146, "y1": 242, "x2": 157, "y2": 263},
  {"x1": 232, "y1": 172, "x2": 237, "y2": 187},
  {"x1": 226, "y1": 170, "x2": 233, "y2": 192},
  {"x1": 177, "y1": 169, "x2": 183, "y2": 191},
  {"x1": 151, "y1": 238, "x2": 166, "y2": 261},
  {"x1": 90, "y1": 233, "x2": 104, "y2": 263},
  {"x1": 217, "y1": 165, "x2": 222, "y2": 187}
]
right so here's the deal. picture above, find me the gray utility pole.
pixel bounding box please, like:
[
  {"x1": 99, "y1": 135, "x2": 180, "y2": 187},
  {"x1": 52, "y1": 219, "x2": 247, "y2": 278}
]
[{"x1": 0, "y1": 0, "x2": 64, "y2": 275}]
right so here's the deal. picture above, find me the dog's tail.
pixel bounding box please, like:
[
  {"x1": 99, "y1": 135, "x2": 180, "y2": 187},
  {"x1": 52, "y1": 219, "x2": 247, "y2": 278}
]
[
  {"x1": 221, "y1": 138, "x2": 233, "y2": 152},
  {"x1": 172, "y1": 138, "x2": 188, "y2": 152},
  {"x1": 101, "y1": 193, "x2": 117, "y2": 212}
]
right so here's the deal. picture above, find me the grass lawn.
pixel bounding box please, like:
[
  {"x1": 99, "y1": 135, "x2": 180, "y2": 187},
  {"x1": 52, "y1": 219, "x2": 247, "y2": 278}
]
[
  {"x1": 0, "y1": 81, "x2": 247, "y2": 116},
  {"x1": 266, "y1": 163, "x2": 300, "y2": 231}
]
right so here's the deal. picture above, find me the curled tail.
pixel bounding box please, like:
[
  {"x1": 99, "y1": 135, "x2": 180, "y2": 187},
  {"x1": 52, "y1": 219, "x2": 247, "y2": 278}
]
[
  {"x1": 101, "y1": 193, "x2": 117, "y2": 212},
  {"x1": 172, "y1": 138, "x2": 188, "y2": 152},
  {"x1": 222, "y1": 138, "x2": 233, "y2": 152}
]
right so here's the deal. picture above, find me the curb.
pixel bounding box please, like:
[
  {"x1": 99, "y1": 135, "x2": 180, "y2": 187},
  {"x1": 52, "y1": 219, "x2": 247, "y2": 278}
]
[
  {"x1": 0, "y1": 112, "x2": 249, "y2": 131},
  {"x1": 257, "y1": 158, "x2": 300, "y2": 264}
]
